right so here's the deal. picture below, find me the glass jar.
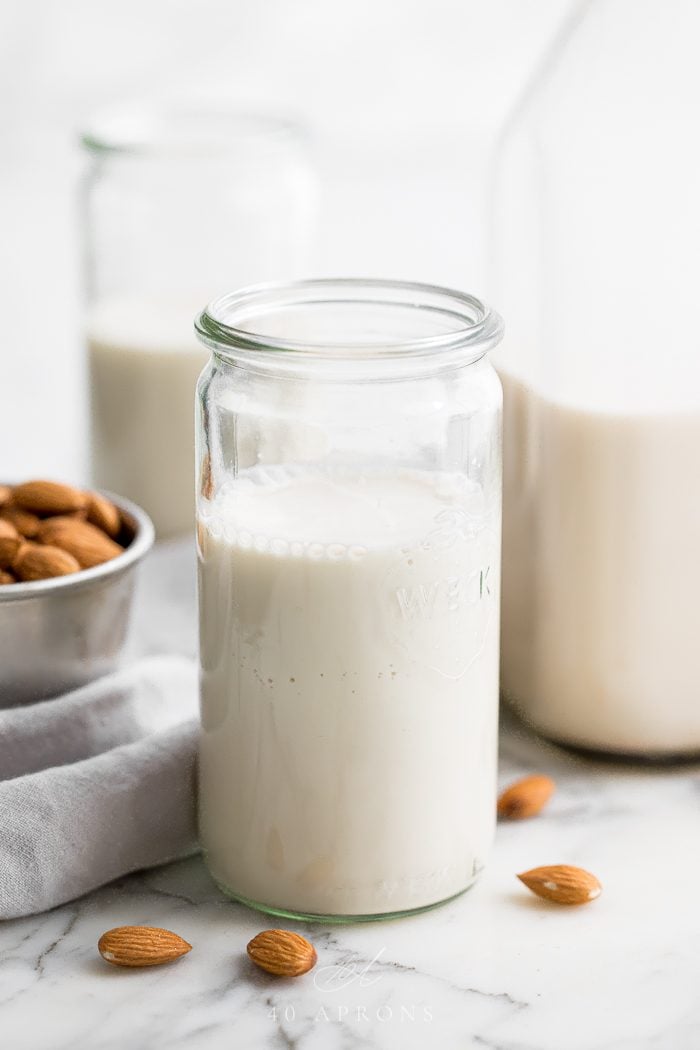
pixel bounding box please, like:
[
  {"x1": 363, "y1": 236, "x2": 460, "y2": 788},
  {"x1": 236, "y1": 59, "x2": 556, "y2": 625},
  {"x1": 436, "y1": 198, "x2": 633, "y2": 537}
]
[
  {"x1": 81, "y1": 106, "x2": 316, "y2": 538},
  {"x1": 491, "y1": 0, "x2": 700, "y2": 756},
  {"x1": 195, "y1": 279, "x2": 503, "y2": 921}
]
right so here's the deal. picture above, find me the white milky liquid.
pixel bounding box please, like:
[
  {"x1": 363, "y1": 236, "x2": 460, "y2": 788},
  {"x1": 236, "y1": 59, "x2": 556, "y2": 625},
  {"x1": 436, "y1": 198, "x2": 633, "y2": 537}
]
[
  {"x1": 198, "y1": 466, "x2": 500, "y2": 917},
  {"x1": 88, "y1": 297, "x2": 208, "y2": 537},
  {"x1": 500, "y1": 369, "x2": 700, "y2": 754}
]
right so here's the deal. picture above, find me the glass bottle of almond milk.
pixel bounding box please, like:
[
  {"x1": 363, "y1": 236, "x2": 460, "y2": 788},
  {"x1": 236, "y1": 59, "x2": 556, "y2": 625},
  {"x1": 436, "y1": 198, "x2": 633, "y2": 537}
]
[
  {"x1": 492, "y1": 0, "x2": 700, "y2": 756},
  {"x1": 82, "y1": 107, "x2": 316, "y2": 538},
  {"x1": 195, "y1": 279, "x2": 504, "y2": 920}
]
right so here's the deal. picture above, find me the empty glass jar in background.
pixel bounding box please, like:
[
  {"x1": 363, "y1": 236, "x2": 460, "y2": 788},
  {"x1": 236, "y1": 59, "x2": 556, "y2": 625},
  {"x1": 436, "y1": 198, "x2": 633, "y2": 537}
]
[
  {"x1": 195, "y1": 279, "x2": 503, "y2": 920},
  {"x1": 492, "y1": 0, "x2": 700, "y2": 756},
  {"x1": 81, "y1": 107, "x2": 316, "y2": 537}
]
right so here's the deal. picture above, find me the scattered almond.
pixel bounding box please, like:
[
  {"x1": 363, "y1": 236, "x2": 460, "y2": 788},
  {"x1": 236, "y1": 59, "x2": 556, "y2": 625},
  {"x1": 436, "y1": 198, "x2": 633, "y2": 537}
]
[
  {"x1": 86, "y1": 491, "x2": 121, "y2": 538},
  {"x1": 497, "y1": 774, "x2": 555, "y2": 820},
  {"x1": 1, "y1": 505, "x2": 41, "y2": 539},
  {"x1": 12, "y1": 479, "x2": 87, "y2": 516},
  {"x1": 13, "y1": 543, "x2": 81, "y2": 581},
  {"x1": 247, "y1": 929, "x2": 317, "y2": 977},
  {"x1": 517, "y1": 864, "x2": 602, "y2": 905},
  {"x1": 0, "y1": 519, "x2": 21, "y2": 569},
  {"x1": 37, "y1": 517, "x2": 123, "y2": 569},
  {"x1": 98, "y1": 926, "x2": 192, "y2": 968},
  {"x1": 0, "y1": 570, "x2": 15, "y2": 585}
]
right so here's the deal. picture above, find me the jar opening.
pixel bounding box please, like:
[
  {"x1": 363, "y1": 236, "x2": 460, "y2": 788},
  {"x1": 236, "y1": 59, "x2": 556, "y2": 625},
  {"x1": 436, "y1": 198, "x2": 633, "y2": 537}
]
[
  {"x1": 81, "y1": 105, "x2": 305, "y2": 159},
  {"x1": 195, "y1": 279, "x2": 503, "y2": 369}
]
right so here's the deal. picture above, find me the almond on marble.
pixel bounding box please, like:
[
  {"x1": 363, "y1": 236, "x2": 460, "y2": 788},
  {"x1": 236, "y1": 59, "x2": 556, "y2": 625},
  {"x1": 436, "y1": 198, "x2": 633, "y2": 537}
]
[
  {"x1": 497, "y1": 774, "x2": 555, "y2": 820},
  {"x1": 247, "y1": 929, "x2": 317, "y2": 977},
  {"x1": 98, "y1": 926, "x2": 192, "y2": 968},
  {"x1": 517, "y1": 864, "x2": 602, "y2": 905}
]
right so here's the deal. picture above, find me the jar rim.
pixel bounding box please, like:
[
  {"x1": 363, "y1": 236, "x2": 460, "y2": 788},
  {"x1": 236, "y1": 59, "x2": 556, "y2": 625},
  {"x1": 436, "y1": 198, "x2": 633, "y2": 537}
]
[
  {"x1": 81, "y1": 104, "x2": 306, "y2": 158},
  {"x1": 195, "y1": 279, "x2": 504, "y2": 367}
]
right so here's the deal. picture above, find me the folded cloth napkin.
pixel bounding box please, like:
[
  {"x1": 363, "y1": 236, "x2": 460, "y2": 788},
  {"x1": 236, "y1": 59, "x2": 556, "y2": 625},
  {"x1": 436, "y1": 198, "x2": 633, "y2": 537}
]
[{"x1": 0, "y1": 656, "x2": 199, "y2": 920}]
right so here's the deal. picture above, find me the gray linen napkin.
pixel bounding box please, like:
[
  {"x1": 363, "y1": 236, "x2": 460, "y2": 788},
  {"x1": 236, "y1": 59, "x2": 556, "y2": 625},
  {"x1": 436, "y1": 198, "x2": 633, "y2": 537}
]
[{"x1": 0, "y1": 656, "x2": 199, "y2": 920}]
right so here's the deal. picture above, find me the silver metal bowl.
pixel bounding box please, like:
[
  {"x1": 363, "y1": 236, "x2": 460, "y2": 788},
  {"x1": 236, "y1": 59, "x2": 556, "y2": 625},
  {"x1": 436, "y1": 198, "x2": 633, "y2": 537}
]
[{"x1": 0, "y1": 491, "x2": 154, "y2": 706}]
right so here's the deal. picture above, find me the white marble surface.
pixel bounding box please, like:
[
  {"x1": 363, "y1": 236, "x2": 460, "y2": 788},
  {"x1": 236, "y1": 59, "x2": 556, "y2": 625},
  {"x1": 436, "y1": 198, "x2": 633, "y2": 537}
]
[{"x1": 2, "y1": 540, "x2": 699, "y2": 1050}]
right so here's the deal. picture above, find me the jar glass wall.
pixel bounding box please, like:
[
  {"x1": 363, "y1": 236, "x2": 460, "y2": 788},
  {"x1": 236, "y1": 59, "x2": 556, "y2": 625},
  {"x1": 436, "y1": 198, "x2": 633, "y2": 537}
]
[
  {"x1": 81, "y1": 106, "x2": 316, "y2": 537},
  {"x1": 195, "y1": 279, "x2": 503, "y2": 920}
]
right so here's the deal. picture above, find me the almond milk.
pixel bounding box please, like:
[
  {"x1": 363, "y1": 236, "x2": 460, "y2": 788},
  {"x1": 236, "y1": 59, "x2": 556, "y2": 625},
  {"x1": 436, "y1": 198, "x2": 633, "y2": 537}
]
[
  {"x1": 198, "y1": 466, "x2": 500, "y2": 917},
  {"x1": 88, "y1": 296, "x2": 208, "y2": 538},
  {"x1": 500, "y1": 369, "x2": 700, "y2": 755}
]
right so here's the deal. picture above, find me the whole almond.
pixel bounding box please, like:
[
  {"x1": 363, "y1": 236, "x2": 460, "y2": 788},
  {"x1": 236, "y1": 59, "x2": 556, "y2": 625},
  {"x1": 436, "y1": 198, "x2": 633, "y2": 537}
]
[
  {"x1": 38, "y1": 517, "x2": 122, "y2": 569},
  {"x1": 98, "y1": 926, "x2": 192, "y2": 968},
  {"x1": 12, "y1": 480, "x2": 87, "y2": 516},
  {"x1": 86, "y1": 491, "x2": 121, "y2": 538},
  {"x1": 497, "y1": 774, "x2": 555, "y2": 820},
  {"x1": 13, "y1": 543, "x2": 81, "y2": 581},
  {"x1": 0, "y1": 485, "x2": 11, "y2": 508},
  {"x1": 0, "y1": 569, "x2": 15, "y2": 585},
  {"x1": 1, "y1": 505, "x2": 41, "y2": 538},
  {"x1": 0, "y1": 519, "x2": 21, "y2": 569},
  {"x1": 517, "y1": 864, "x2": 602, "y2": 905},
  {"x1": 247, "y1": 929, "x2": 317, "y2": 977},
  {"x1": 14, "y1": 542, "x2": 80, "y2": 580}
]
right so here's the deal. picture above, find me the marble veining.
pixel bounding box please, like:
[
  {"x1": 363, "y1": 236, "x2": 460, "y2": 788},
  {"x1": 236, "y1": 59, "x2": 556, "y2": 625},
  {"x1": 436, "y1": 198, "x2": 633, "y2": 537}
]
[{"x1": 1, "y1": 540, "x2": 699, "y2": 1049}]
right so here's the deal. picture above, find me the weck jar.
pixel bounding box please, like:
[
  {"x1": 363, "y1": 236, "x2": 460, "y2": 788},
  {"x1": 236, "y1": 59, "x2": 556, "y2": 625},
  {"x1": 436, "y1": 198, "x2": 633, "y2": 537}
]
[{"x1": 195, "y1": 279, "x2": 504, "y2": 921}]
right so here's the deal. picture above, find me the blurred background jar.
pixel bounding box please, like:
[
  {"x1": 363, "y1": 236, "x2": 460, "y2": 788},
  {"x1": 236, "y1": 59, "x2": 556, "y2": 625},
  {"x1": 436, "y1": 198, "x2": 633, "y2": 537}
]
[
  {"x1": 81, "y1": 105, "x2": 317, "y2": 538},
  {"x1": 491, "y1": 0, "x2": 700, "y2": 757}
]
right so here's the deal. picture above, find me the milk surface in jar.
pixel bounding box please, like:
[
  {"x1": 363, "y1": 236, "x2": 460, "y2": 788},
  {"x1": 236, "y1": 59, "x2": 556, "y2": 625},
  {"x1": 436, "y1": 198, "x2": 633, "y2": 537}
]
[{"x1": 195, "y1": 280, "x2": 504, "y2": 920}]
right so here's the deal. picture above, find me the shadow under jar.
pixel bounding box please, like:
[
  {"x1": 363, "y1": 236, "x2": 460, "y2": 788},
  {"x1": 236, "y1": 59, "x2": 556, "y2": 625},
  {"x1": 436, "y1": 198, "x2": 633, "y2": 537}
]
[{"x1": 195, "y1": 279, "x2": 503, "y2": 921}]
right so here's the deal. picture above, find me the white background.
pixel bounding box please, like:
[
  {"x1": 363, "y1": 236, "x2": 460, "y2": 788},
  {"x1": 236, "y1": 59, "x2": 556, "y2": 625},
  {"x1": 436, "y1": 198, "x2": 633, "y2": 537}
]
[{"x1": 0, "y1": 0, "x2": 567, "y2": 480}]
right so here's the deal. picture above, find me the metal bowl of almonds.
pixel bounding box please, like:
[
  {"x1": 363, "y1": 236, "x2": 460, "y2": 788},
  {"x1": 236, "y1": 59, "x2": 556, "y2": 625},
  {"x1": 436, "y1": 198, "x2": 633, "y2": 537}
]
[{"x1": 0, "y1": 480, "x2": 154, "y2": 705}]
